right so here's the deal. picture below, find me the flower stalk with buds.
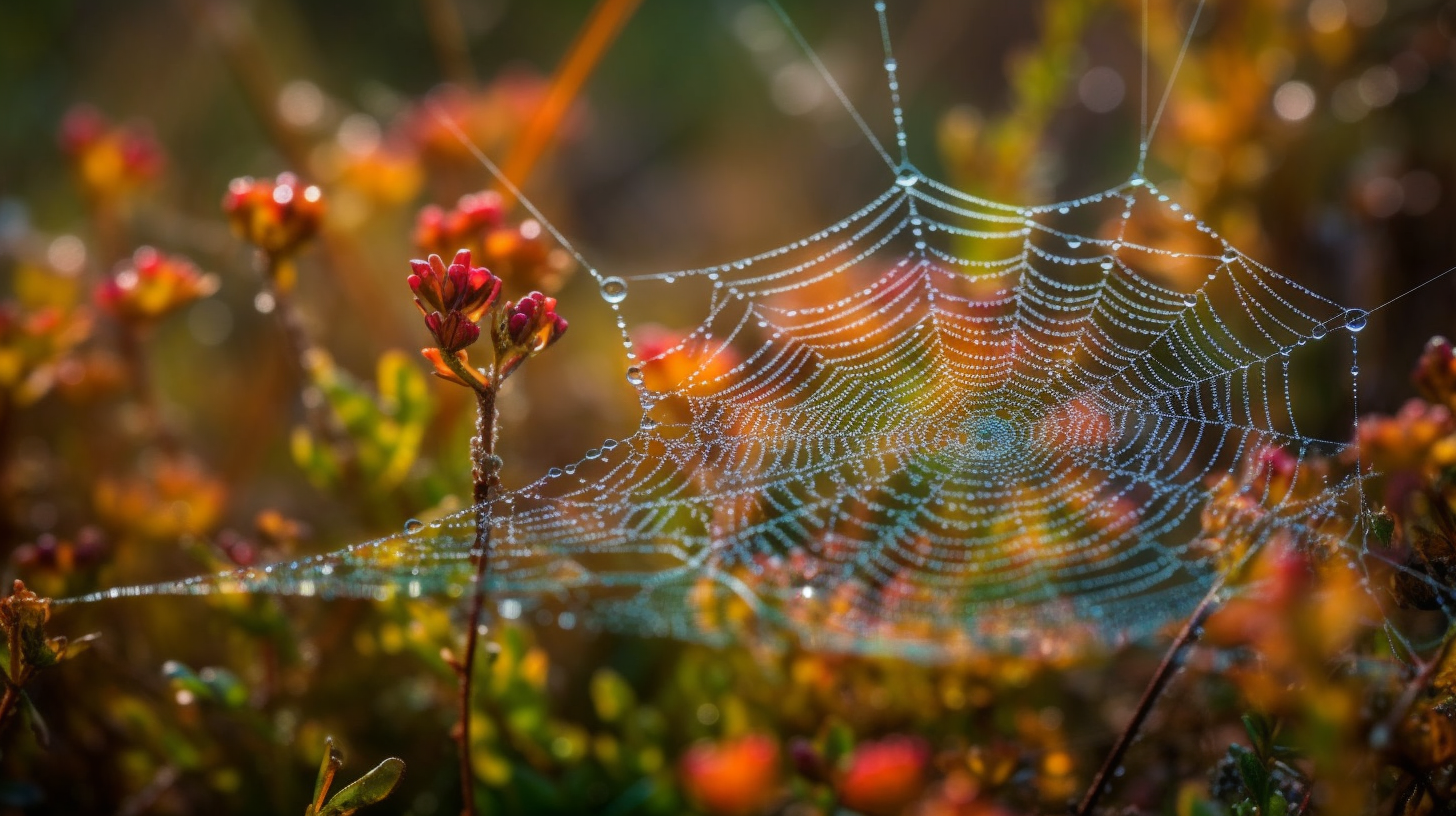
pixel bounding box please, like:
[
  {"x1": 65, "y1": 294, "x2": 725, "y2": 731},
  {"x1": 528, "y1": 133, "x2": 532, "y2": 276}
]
[
  {"x1": 222, "y1": 174, "x2": 356, "y2": 479},
  {"x1": 406, "y1": 248, "x2": 565, "y2": 816}
]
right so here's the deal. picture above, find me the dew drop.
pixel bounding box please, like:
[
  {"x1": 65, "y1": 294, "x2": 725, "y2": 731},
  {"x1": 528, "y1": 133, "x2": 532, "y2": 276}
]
[
  {"x1": 403, "y1": 518, "x2": 425, "y2": 535},
  {"x1": 1067, "y1": 240, "x2": 1082, "y2": 249},
  {"x1": 625, "y1": 366, "x2": 644, "y2": 386},
  {"x1": 1344, "y1": 308, "x2": 1368, "y2": 332},
  {"x1": 599, "y1": 276, "x2": 628, "y2": 303},
  {"x1": 548, "y1": 467, "x2": 563, "y2": 478},
  {"x1": 602, "y1": 438, "x2": 619, "y2": 450},
  {"x1": 564, "y1": 464, "x2": 578, "y2": 475},
  {"x1": 896, "y1": 174, "x2": 919, "y2": 188},
  {"x1": 1311, "y1": 324, "x2": 1327, "y2": 340},
  {"x1": 585, "y1": 448, "x2": 601, "y2": 460},
  {"x1": 884, "y1": 58, "x2": 898, "y2": 72}
]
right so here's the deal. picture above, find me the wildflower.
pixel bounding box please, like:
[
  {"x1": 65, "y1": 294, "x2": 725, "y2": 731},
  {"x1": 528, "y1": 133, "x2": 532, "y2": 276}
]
[
  {"x1": 837, "y1": 736, "x2": 930, "y2": 816},
  {"x1": 491, "y1": 291, "x2": 567, "y2": 379},
  {"x1": 408, "y1": 250, "x2": 501, "y2": 324},
  {"x1": 95, "y1": 247, "x2": 218, "y2": 323},
  {"x1": 93, "y1": 457, "x2": 226, "y2": 540},
  {"x1": 59, "y1": 105, "x2": 164, "y2": 200},
  {"x1": 0, "y1": 301, "x2": 93, "y2": 406},
  {"x1": 10, "y1": 528, "x2": 108, "y2": 574},
  {"x1": 413, "y1": 192, "x2": 505, "y2": 257},
  {"x1": 1414, "y1": 335, "x2": 1456, "y2": 411},
  {"x1": 222, "y1": 173, "x2": 325, "y2": 260},
  {"x1": 679, "y1": 734, "x2": 781, "y2": 816}
]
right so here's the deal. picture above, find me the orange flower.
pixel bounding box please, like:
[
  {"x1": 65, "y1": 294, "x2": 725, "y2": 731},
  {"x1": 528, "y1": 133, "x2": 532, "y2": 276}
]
[
  {"x1": 837, "y1": 736, "x2": 930, "y2": 816},
  {"x1": 59, "y1": 104, "x2": 164, "y2": 200},
  {"x1": 222, "y1": 173, "x2": 325, "y2": 258},
  {"x1": 680, "y1": 734, "x2": 781, "y2": 816},
  {"x1": 95, "y1": 247, "x2": 218, "y2": 323}
]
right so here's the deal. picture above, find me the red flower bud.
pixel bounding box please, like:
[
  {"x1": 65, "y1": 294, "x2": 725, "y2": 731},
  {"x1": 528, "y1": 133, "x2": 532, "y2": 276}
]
[
  {"x1": 407, "y1": 249, "x2": 501, "y2": 323},
  {"x1": 492, "y1": 291, "x2": 567, "y2": 380},
  {"x1": 424, "y1": 310, "x2": 481, "y2": 353},
  {"x1": 837, "y1": 736, "x2": 930, "y2": 816}
]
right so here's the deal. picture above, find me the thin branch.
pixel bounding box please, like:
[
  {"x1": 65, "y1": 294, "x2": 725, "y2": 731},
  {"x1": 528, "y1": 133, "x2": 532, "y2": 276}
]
[
  {"x1": 440, "y1": 352, "x2": 498, "y2": 816},
  {"x1": 1076, "y1": 579, "x2": 1224, "y2": 816}
]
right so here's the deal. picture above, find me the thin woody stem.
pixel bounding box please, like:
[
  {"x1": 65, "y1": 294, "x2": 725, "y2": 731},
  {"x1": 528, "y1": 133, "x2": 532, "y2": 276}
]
[
  {"x1": 1075, "y1": 580, "x2": 1224, "y2": 816},
  {"x1": 441, "y1": 352, "x2": 498, "y2": 816},
  {"x1": 261, "y1": 253, "x2": 357, "y2": 477}
]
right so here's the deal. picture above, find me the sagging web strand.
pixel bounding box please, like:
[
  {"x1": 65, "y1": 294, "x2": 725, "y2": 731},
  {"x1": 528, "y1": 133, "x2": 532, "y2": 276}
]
[{"x1": 65, "y1": 1, "x2": 1379, "y2": 660}]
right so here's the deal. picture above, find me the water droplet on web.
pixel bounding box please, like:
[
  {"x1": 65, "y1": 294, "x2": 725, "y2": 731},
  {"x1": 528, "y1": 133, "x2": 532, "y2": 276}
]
[
  {"x1": 564, "y1": 464, "x2": 578, "y2": 475},
  {"x1": 602, "y1": 438, "x2": 618, "y2": 451},
  {"x1": 403, "y1": 519, "x2": 424, "y2": 535},
  {"x1": 625, "y1": 366, "x2": 644, "y2": 386},
  {"x1": 1221, "y1": 251, "x2": 1238, "y2": 264},
  {"x1": 585, "y1": 448, "x2": 601, "y2": 460},
  {"x1": 599, "y1": 276, "x2": 628, "y2": 303},
  {"x1": 547, "y1": 467, "x2": 563, "y2": 478},
  {"x1": 1058, "y1": 207, "x2": 1070, "y2": 214},
  {"x1": 1311, "y1": 324, "x2": 1327, "y2": 340},
  {"x1": 641, "y1": 415, "x2": 657, "y2": 429},
  {"x1": 896, "y1": 174, "x2": 919, "y2": 188},
  {"x1": 1183, "y1": 295, "x2": 1197, "y2": 307},
  {"x1": 1351, "y1": 364, "x2": 1360, "y2": 374},
  {"x1": 883, "y1": 58, "x2": 897, "y2": 72},
  {"x1": 1344, "y1": 309, "x2": 1367, "y2": 332},
  {"x1": 1067, "y1": 240, "x2": 1082, "y2": 249}
]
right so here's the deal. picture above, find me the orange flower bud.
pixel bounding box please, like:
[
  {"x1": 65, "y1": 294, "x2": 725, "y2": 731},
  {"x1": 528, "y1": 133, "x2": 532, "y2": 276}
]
[
  {"x1": 222, "y1": 173, "x2": 325, "y2": 257},
  {"x1": 680, "y1": 735, "x2": 780, "y2": 816}
]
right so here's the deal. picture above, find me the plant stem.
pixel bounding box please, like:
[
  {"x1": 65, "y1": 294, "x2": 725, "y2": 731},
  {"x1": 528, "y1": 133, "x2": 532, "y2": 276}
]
[
  {"x1": 117, "y1": 325, "x2": 181, "y2": 455},
  {"x1": 455, "y1": 382, "x2": 497, "y2": 816},
  {"x1": 261, "y1": 254, "x2": 357, "y2": 478},
  {"x1": 418, "y1": 0, "x2": 476, "y2": 86},
  {"x1": 1075, "y1": 580, "x2": 1224, "y2": 816}
]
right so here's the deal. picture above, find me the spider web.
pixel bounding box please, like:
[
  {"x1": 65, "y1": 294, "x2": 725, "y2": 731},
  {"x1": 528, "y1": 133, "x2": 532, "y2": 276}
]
[{"x1": 67, "y1": 0, "x2": 1382, "y2": 660}]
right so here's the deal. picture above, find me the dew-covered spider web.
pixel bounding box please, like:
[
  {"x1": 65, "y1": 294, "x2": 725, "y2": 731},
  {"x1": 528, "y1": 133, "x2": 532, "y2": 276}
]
[{"x1": 68, "y1": 0, "x2": 1398, "y2": 660}]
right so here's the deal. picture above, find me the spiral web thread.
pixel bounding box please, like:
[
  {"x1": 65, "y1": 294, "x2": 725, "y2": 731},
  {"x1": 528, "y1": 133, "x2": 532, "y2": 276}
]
[{"x1": 69, "y1": 1, "x2": 1386, "y2": 660}]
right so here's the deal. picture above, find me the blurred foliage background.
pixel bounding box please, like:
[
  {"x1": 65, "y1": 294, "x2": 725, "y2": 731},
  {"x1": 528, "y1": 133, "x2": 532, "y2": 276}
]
[{"x1": 3, "y1": 0, "x2": 1456, "y2": 814}]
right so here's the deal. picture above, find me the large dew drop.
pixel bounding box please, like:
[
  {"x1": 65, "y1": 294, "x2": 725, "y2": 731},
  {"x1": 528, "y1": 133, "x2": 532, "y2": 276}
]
[
  {"x1": 600, "y1": 276, "x2": 628, "y2": 304},
  {"x1": 1344, "y1": 309, "x2": 1368, "y2": 333}
]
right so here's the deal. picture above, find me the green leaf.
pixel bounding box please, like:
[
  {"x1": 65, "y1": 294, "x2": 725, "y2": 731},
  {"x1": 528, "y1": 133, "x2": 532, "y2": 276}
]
[
  {"x1": 199, "y1": 667, "x2": 248, "y2": 709},
  {"x1": 590, "y1": 669, "x2": 635, "y2": 723},
  {"x1": 822, "y1": 719, "x2": 855, "y2": 767},
  {"x1": 319, "y1": 757, "x2": 405, "y2": 816},
  {"x1": 1368, "y1": 509, "x2": 1396, "y2": 547},
  {"x1": 1236, "y1": 749, "x2": 1270, "y2": 811},
  {"x1": 311, "y1": 736, "x2": 344, "y2": 815},
  {"x1": 20, "y1": 691, "x2": 48, "y2": 749},
  {"x1": 1267, "y1": 791, "x2": 1289, "y2": 816}
]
